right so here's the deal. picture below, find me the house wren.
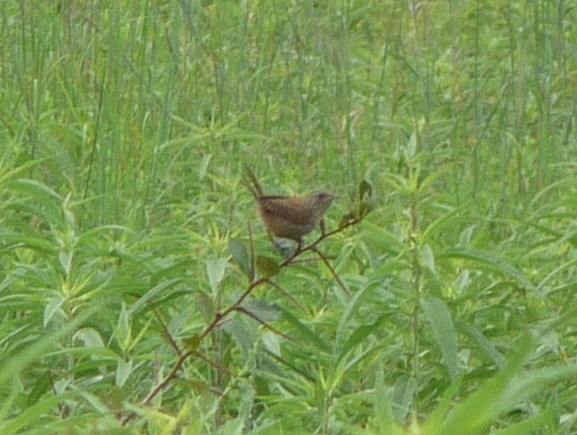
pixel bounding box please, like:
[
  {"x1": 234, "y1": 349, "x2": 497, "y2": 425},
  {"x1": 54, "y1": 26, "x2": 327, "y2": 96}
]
[{"x1": 244, "y1": 165, "x2": 335, "y2": 245}]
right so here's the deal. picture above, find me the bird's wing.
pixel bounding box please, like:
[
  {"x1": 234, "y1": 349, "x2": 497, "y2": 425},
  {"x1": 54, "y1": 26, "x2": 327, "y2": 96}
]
[{"x1": 260, "y1": 196, "x2": 314, "y2": 226}]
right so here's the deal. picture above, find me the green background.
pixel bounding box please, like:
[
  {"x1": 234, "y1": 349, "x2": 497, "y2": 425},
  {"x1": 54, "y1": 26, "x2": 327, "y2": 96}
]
[{"x1": 1, "y1": 1, "x2": 576, "y2": 433}]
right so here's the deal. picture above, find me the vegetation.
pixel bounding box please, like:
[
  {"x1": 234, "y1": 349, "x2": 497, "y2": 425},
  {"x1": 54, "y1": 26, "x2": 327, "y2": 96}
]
[{"x1": 1, "y1": 1, "x2": 576, "y2": 433}]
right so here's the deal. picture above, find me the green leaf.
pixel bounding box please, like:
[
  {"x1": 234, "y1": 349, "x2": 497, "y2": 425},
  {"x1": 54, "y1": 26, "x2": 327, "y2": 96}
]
[
  {"x1": 443, "y1": 247, "x2": 536, "y2": 292},
  {"x1": 422, "y1": 296, "x2": 459, "y2": 380},
  {"x1": 7, "y1": 178, "x2": 62, "y2": 201},
  {"x1": 358, "y1": 180, "x2": 374, "y2": 217},
  {"x1": 373, "y1": 367, "x2": 397, "y2": 433},
  {"x1": 229, "y1": 238, "x2": 251, "y2": 277},
  {"x1": 392, "y1": 376, "x2": 417, "y2": 422},
  {"x1": 0, "y1": 308, "x2": 98, "y2": 387},
  {"x1": 458, "y1": 321, "x2": 506, "y2": 369},
  {"x1": 243, "y1": 299, "x2": 281, "y2": 323},
  {"x1": 421, "y1": 243, "x2": 436, "y2": 273},
  {"x1": 424, "y1": 375, "x2": 463, "y2": 431},
  {"x1": 0, "y1": 390, "x2": 78, "y2": 434},
  {"x1": 262, "y1": 330, "x2": 281, "y2": 356},
  {"x1": 339, "y1": 315, "x2": 386, "y2": 360},
  {"x1": 127, "y1": 279, "x2": 180, "y2": 316},
  {"x1": 115, "y1": 358, "x2": 133, "y2": 387},
  {"x1": 359, "y1": 179, "x2": 373, "y2": 200},
  {"x1": 281, "y1": 308, "x2": 331, "y2": 353},
  {"x1": 223, "y1": 318, "x2": 257, "y2": 359},
  {"x1": 198, "y1": 153, "x2": 212, "y2": 181},
  {"x1": 406, "y1": 132, "x2": 417, "y2": 159},
  {"x1": 73, "y1": 328, "x2": 105, "y2": 349},
  {"x1": 183, "y1": 334, "x2": 202, "y2": 353},
  {"x1": 206, "y1": 257, "x2": 228, "y2": 295},
  {"x1": 435, "y1": 337, "x2": 547, "y2": 435},
  {"x1": 335, "y1": 281, "x2": 378, "y2": 350},
  {"x1": 43, "y1": 295, "x2": 65, "y2": 327},
  {"x1": 256, "y1": 255, "x2": 279, "y2": 278},
  {"x1": 490, "y1": 408, "x2": 558, "y2": 435},
  {"x1": 115, "y1": 304, "x2": 131, "y2": 352}
]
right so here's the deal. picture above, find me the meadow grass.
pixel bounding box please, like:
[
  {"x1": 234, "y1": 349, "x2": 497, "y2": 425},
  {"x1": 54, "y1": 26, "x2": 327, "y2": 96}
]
[{"x1": 1, "y1": 1, "x2": 577, "y2": 433}]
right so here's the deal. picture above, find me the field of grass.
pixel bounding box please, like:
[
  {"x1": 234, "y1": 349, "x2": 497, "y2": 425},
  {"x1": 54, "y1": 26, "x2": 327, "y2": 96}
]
[{"x1": 1, "y1": 1, "x2": 577, "y2": 433}]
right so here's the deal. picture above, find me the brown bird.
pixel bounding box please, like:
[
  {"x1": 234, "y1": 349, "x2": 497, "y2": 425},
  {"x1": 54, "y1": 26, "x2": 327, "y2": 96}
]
[{"x1": 244, "y1": 165, "x2": 335, "y2": 247}]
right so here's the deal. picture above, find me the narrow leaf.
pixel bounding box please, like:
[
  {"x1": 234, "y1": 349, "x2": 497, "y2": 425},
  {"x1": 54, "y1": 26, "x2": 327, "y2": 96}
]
[
  {"x1": 206, "y1": 257, "x2": 227, "y2": 295},
  {"x1": 229, "y1": 238, "x2": 251, "y2": 277},
  {"x1": 422, "y1": 296, "x2": 459, "y2": 380},
  {"x1": 443, "y1": 247, "x2": 535, "y2": 291}
]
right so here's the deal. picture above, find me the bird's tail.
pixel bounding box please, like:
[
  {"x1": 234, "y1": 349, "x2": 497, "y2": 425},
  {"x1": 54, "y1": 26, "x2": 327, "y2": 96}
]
[{"x1": 243, "y1": 164, "x2": 264, "y2": 199}]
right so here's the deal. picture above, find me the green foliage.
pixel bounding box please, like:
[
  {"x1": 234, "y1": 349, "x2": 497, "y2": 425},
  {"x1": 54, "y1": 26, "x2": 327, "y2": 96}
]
[{"x1": 1, "y1": 0, "x2": 577, "y2": 433}]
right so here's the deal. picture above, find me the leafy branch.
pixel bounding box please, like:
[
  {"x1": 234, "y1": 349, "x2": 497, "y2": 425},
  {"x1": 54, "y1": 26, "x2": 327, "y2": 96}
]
[{"x1": 121, "y1": 181, "x2": 373, "y2": 425}]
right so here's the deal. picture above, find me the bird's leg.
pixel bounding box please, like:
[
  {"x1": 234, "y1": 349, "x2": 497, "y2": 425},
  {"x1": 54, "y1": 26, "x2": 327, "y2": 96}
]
[
  {"x1": 319, "y1": 219, "x2": 327, "y2": 236},
  {"x1": 296, "y1": 238, "x2": 304, "y2": 252}
]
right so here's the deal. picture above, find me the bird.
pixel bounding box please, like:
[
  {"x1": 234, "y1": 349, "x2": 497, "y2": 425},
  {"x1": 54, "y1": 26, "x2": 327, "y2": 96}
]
[{"x1": 244, "y1": 165, "x2": 335, "y2": 249}]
